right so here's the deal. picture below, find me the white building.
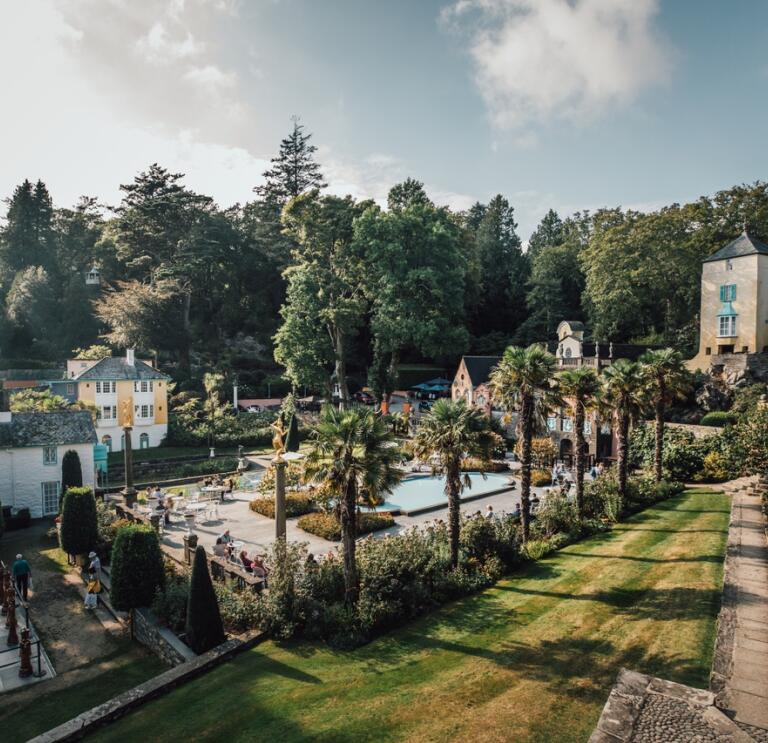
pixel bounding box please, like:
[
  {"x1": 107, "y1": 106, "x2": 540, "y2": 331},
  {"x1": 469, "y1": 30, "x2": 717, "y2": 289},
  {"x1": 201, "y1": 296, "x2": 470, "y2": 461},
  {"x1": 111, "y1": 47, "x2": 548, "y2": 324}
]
[{"x1": 0, "y1": 411, "x2": 97, "y2": 518}]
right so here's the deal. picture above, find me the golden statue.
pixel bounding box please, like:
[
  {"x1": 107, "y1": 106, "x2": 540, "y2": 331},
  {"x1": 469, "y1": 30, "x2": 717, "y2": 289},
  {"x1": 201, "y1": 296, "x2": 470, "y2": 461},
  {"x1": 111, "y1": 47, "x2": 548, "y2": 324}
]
[
  {"x1": 270, "y1": 419, "x2": 287, "y2": 457},
  {"x1": 120, "y1": 399, "x2": 133, "y2": 427}
]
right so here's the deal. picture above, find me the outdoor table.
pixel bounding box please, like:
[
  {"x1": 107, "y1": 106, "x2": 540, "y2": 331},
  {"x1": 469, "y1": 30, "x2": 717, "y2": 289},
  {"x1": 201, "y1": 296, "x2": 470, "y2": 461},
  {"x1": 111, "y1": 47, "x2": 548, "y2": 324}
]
[
  {"x1": 201, "y1": 485, "x2": 227, "y2": 502},
  {"x1": 230, "y1": 540, "x2": 245, "y2": 551}
]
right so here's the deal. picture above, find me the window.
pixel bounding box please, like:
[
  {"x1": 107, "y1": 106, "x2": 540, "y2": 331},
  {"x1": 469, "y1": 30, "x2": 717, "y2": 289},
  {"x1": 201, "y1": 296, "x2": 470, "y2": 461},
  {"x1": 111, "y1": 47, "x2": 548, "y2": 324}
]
[
  {"x1": 134, "y1": 381, "x2": 139, "y2": 392},
  {"x1": 95, "y1": 381, "x2": 101, "y2": 393},
  {"x1": 140, "y1": 381, "x2": 148, "y2": 393},
  {"x1": 102, "y1": 435, "x2": 112, "y2": 452},
  {"x1": 705, "y1": 347, "x2": 712, "y2": 355},
  {"x1": 97, "y1": 381, "x2": 115, "y2": 394},
  {"x1": 149, "y1": 381, "x2": 153, "y2": 392},
  {"x1": 547, "y1": 417, "x2": 557, "y2": 431},
  {"x1": 43, "y1": 446, "x2": 57, "y2": 465},
  {"x1": 66, "y1": 383, "x2": 75, "y2": 396},
  {"x1": 149, "y1": 404, "x2": 154, "y2": 417},
  {"x1": 41, "y1": 481, "x2": 60, "y2": 515},
  {"x1": 719, "y1": 284, "x2": 737, "y2": 301},
  {"x1": 584, "y1": 420, "x2": 592, "y2": 435},
  {"x1": 726, "y1": 259, "x2": 733, "y2": 271},
  {"x1": 141, "y1": 404, "x2": 149, "y2": 418},
  {"x1": 101, "y1": 405, "x2": 117, "y2": 420},
  {"x1": 719, "y1": 316, "x2": 737, "y2": 337},
  {"x1": 564, "y1": 348, "x2": 572, "y2": 358},
  {"x1": 562, "y1": 418, "x2": 573, "y2": 432},
  {"x1": 139, "y1": 433, "x2": 149, "y2": 449}
]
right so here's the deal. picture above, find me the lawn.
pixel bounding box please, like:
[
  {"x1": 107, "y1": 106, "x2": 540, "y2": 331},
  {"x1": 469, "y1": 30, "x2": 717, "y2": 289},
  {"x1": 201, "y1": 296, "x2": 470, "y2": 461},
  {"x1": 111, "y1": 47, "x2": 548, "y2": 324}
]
[
  {"x1": 90, "y1": 488, "x2": 728, "y2": 743},
  {"x1": 107, "y1": 445, "x2": 272, "y2": 466}
]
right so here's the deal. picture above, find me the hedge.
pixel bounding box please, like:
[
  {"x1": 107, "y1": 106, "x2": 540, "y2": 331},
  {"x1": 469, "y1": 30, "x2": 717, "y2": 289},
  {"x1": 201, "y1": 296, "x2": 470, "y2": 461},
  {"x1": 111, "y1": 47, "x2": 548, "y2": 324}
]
[
  {"x1": 61, "y1": 450, "x2": 83, "y2": 502},
  {"x1": 110, "y1": 524, "x2": 165, "y2": 612},
  {"x1": 249, "y1": 492, "x2": 315, "y2": 519},
  {"x1": 700, "y1": 411, "x2": 738, "y2": 427},
  {"x1": 531, "y1": 469, "x2": 551, "y2": 487},
  {"x1": 60, "y1": 487, "x2": 98, "y2": 556},
  {"x1": 186, "y1": 546, "x2": 226, "y2": 653},
  {"x1": 460, "y1": 458, "x2": 509, "y2": 473},
  {"x1": 297, "y1": 511, "x2": 395, "y2": 541}
]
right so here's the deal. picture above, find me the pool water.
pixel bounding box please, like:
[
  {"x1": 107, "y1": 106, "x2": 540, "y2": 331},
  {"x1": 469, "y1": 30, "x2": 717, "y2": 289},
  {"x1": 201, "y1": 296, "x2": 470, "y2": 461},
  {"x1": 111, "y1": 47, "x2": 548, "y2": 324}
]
[{"x1": 376, "y1": 472, "x2": 514, "y2": 515}]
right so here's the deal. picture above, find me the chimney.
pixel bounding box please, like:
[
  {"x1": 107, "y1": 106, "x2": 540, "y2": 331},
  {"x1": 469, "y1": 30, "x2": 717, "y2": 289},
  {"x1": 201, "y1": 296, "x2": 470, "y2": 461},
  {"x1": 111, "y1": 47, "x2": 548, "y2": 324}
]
[{"x1": 126, "y1": 349, "x2": 135, "y2": 366}]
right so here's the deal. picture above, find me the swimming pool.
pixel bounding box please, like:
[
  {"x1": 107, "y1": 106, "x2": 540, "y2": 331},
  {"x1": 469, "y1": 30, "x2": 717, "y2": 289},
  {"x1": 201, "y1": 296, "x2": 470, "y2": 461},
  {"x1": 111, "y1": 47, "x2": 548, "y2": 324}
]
[{"x1": 375, "y1": 472, "x2": 515, "y2": 515}]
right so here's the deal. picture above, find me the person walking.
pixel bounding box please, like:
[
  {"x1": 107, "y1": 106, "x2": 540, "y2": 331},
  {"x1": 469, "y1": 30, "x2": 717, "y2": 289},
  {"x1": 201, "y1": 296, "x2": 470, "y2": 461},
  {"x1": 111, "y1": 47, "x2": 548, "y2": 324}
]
[
  {"x1": 12, "y1": 554, "x2": 32, "y2": 602},
  {"x1": 87, "y1": 551, "x2": 101, "y2": 576}
]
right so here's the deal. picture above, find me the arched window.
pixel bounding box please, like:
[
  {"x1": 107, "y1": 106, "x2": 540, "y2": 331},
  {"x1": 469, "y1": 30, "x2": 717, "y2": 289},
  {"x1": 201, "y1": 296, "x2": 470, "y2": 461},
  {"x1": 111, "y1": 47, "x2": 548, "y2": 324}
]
[
  {"x1": 139, "y1": 433, "x2": 149, "y2": 450},
  {"x1": 565, "y1": 348, "x2": 572, "y2": 358},
  {"x1": 102, "y1": 435, "x2": 112, "y2": 452}
]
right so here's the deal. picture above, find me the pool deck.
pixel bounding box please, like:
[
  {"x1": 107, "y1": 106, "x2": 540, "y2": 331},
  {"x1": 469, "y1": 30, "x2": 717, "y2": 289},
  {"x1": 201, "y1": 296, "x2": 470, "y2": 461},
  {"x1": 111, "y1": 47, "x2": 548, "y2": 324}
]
[{"x1": 157, "y1": 464, "x2": 551, "y2": 560}]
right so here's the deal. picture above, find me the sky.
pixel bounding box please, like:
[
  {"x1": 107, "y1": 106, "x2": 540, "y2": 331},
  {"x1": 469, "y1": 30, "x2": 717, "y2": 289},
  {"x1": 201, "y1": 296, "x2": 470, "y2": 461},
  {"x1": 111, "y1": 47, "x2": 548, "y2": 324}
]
[{"x1": 1, "y1": 0, "x2": 767, "y2": 240}]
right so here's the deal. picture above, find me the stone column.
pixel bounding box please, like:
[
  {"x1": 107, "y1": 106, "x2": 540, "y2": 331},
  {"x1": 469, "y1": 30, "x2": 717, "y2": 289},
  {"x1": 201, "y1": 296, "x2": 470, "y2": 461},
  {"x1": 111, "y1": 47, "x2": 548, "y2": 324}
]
[
  {"x1": 122, "y1": 426, "x2": 137, "y2": 508},
  {"x1": 149, "y1": 513, "x2": 161, "y2": 533},
  {"x1": 183, "y1": 533, "x2": 198, "y2": 564},
  {"x1": 18, "y1": 627, "x2": 32, "y2": 678},
  {"x1": 275, "y1": 457, "x2": 287, "y2": 539}
]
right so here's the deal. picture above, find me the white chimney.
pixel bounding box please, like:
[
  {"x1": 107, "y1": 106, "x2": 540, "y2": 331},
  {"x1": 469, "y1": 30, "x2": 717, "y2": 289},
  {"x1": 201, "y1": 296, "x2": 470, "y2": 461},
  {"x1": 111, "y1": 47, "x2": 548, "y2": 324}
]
[{"x1": 126, "y1": 349, "x2": 135, "y2": 366}]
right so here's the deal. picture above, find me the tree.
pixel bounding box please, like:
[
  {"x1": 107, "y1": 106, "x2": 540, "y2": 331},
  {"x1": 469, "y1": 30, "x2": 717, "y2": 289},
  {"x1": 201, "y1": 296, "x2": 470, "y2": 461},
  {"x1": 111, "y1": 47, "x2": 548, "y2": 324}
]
[
  {"x1": 72, "y1": 344, "x2": 112, "y2": 360},
  {"x1": 277, "y1": 193, "x2": 371, "y2": 406},
  {"x1": 254, "y1": 118, "x2": 326, "y2": 205},
  {"x1": 470, "y1": 195, "x2": 529, "y2": 338},
  {"x1": 602, "y1": 360, "x2": 645, "y2": 499},
  {"x1": 110, "y1": 524, "x2": 165, "y2": 632},
  {"x1": 202, "y1": 372, "x2": 230, "y2": 448},
  {"x1": 527, "y1": 208, "x2": 564, "y2": 261},
  {"x1": 1, "y1": 179, "x2": 56, "y2": 272},
  {"x1": 5, "y1": 266, "x2": 59, "y2": 350},
  {"x1": 356, "y1": 182, "x2": 468, "y2": 400},
  {"x1": 186, "y1": 546, "x2": 225, "y2": 653},
  {"x1": 414, "y1": 399, "x2": 498, "y2": 568},
  {"x1": 489, "y1": 344, "x2": 557, "y2": 541},
  {"x1": 639, "y1": 348, "x2": 691, "y2": 482},
  {"x1": 303, "y1": 406, "x2": 402, "y2": 603},
  {"x1": 60, "y1": 487, "x2": 98, "y2": 557},
  {"x1": 557, "y1": 368, "x2": 600, "y2": 518},
  {"x1": 285, "y1": 413, "x2": 300, "y2": 452},
  {"x1": 9, "y1": 388, "x2": 98, "y2": 421},
  {"x1": 61, "y1": 450, "x2": 83, "y2": 502}
]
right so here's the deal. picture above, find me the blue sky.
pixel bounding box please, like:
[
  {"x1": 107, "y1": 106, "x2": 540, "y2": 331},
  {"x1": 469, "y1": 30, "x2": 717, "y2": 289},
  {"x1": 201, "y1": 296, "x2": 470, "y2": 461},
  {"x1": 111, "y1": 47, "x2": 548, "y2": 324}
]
[{"x1": 1, "y1": 0, "x2": 767, "y2": 240}]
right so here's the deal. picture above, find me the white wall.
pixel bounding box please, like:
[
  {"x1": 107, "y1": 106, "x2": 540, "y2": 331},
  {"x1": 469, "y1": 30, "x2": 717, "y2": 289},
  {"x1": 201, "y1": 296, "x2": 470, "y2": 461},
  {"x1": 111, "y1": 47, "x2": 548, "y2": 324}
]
[{"x1": 0, "y1": 443, "x2": 95, "y2": 518}]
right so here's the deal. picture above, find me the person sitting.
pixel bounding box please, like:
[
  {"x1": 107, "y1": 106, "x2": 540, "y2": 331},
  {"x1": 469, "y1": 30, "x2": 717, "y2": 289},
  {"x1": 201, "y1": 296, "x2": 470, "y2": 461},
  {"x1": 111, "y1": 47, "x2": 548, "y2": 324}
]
[
  {"x1": 212, "y1": 538, "x2": 227, "y2": 558},
  {"x1": 151, "y1": 484, "x2": 163, "y2": 499},
  {"x1": 250, "y1": 555, "x2": 269, "y2": 581},
  {"x1": 219, "y1": 529, "x2": 232, "y2": 544},
  {"x1": 240, "y1": 550, "x2": 253, "y2": 571},
  {"x1": 485, "y1": 505, "x2": 495, "y2": 520}
]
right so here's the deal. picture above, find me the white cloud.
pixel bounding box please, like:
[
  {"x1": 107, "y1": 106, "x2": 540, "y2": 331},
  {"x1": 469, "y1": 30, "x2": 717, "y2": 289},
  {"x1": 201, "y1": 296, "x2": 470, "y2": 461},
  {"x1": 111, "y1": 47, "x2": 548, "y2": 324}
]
[
  {"x1": 444, "y1": 0, "x2": 672, "y2": 129},
  {"x1": 135, "y1": 22, "x2": 204, "y2": 64},
  {"x1": 183, "y1": 64, "x2": 237, "y2": 90}
]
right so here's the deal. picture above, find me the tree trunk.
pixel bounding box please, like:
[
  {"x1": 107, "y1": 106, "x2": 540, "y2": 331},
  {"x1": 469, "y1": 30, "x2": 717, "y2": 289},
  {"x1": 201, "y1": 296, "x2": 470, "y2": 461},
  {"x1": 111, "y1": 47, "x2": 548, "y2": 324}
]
[
  {"x1": 654, "y1": 396, "x2": 665, "y2": 483},
  {"x1": 447, "y1": 461, "x2": 461, "y2": 569},
  {"x1": 574, "y1": 402, "x2": 586, "y2": 520},
  {"x1": 340, "y1": 481, "x2": 358, "y2": 604},
  {"x1": 617, "y1": 411, "x2": 630, "y2": 500},
  {"x1": 333, "y1": 329, "x2": 350, "y2": 410},
  {"x1": 520, "y1": 394, "x2": 534, "y2": 542},
  {"x1": 385, "y1": 350, "x2": 400, "y2": 404}
]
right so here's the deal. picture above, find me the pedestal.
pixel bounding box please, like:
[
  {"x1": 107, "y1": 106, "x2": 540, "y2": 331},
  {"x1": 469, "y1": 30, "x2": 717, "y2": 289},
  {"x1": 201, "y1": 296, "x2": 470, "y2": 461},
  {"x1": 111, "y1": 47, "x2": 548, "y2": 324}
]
[
  {"x1": 183, "y1": 533, "x2": 198, "y2": 564},
  {"x1": 149, "y1": 513, "x2": 161, "y2": 533},
  {"x1": 275, "y1": 458, "x2": 287, "y2": 539},
  {"x1": 122, "y1": 425, "x2": 137, "y2": 507}
]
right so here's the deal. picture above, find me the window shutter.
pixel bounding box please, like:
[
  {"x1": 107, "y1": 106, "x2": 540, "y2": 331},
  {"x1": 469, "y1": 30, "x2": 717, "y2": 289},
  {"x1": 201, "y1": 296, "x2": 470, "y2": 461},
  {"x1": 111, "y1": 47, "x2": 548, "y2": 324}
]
[
  {"x1": 731, "y1": 285, "x2": 736, "y2": 300},
  {"x1": 720, "y1": 285, "x2": 726, "y2": 301}
]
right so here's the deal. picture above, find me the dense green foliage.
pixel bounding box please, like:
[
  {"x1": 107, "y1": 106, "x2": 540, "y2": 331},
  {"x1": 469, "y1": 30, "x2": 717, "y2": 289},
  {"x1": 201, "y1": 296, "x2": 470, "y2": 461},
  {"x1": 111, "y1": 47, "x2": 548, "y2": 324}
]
[
  {"x1": 59, "y1": 487, "x2": 98, "y2": 556},
  {"x1": 61, "y1": 450, "x2": 83, "y2": 499},
  {"x1": 249, "y1": 492, "x2": 315, "y2": 519},
  {"x1": 185, "y1": 546, "x2": 226, "y2": 654},
  {"x1": 109, "y1": 525, "x2": 165, "y2": 612},
  {"x1": 297, "y1": 511, "x2": 394, "y2": 541},
  {"x1": 700, "y1": 411, "x2": 737, "y2": 427}
]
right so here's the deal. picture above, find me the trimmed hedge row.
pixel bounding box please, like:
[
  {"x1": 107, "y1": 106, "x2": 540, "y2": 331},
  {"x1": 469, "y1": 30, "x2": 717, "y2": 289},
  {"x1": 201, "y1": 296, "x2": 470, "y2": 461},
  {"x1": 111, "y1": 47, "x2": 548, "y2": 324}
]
[
  {"x1": 249, "y1": 492, "x2": 315, "y2": 519},
  {"x1": 460, "y1": 458, "x2": 509, "y2": 473},
  {"x1": 297, "y1": 512, "x2": 395, "y2": 541}
]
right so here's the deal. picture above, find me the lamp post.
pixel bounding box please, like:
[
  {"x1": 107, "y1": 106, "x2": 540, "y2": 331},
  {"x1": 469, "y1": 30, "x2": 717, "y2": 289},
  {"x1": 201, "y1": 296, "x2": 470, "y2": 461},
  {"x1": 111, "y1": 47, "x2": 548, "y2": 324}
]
[
  {"x1": 270, "y1": 420, "x2": 304, "y2": 540},
  {"x1": 120, "y1": 401, "x2": 137, "y2": 508}
]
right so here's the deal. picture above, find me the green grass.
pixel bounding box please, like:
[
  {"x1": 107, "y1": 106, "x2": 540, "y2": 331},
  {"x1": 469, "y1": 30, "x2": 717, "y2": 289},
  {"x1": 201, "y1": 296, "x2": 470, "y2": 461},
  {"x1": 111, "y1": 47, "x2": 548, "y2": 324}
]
[
  {"x1": 2, "y1": 645, "x2": 164, "y2": 743},
  {"x1": 107, "y1": 444, "x2": 274, "y2": 466},
  {"x1": 89, "y1": 489, "x2": 728, "y2": 743}
]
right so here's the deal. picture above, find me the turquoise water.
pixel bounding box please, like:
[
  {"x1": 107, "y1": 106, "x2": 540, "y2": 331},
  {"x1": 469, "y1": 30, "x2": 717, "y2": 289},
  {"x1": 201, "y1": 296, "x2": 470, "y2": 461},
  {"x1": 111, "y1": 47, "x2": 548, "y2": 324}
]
[{"x1": 376, "y1": 472, "x2": 514, "y2": 514}]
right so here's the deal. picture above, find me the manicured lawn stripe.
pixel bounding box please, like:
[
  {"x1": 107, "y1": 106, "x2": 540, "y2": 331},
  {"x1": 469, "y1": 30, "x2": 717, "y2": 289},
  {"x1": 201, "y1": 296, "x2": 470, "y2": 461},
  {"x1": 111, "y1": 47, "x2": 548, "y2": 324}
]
[{"x1": 88, "y1": 489, "x2": 728, "y2": 743}]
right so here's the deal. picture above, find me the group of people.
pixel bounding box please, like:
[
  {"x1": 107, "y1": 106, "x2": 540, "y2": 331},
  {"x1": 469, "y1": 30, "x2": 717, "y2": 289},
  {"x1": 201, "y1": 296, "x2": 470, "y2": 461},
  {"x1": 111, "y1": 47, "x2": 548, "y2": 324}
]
[{"x1": 212, "y1": 530, "x2": 269, "y2": 580}]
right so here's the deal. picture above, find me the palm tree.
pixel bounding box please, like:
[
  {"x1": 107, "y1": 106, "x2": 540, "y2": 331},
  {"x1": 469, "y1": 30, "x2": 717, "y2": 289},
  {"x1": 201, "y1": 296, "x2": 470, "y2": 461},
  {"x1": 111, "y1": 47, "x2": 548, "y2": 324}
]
[
  {"x1": 602, "y1": 360, "x2": 645, "y2": 499},
  {"x1": 557, "y1": 367, "x2": 601, "y2": 519},
  {"x1": 489, "y1": 344, "x2": 557, "y2": 542},
  {"x1": 303, "y1": 406, "x2": 402, "y2": 604},
  {"x1": 413, "y1": 399, "x2": 498, "y2": 568},
  {"x1": 639, "y1": 348, "x2": 691, "y2": 482}
]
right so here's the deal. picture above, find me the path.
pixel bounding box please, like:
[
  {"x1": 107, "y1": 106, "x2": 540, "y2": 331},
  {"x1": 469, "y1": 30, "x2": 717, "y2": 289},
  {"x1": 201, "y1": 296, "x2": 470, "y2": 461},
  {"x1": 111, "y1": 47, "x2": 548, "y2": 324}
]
[{"x1": 714, "y1": 478, "x2": 768, "y2": 734}]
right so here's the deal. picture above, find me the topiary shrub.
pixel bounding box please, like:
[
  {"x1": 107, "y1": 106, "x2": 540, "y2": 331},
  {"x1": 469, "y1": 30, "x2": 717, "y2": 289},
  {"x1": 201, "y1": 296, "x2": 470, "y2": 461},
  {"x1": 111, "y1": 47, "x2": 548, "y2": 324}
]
[
  {"x1": 249, "y1": 492, "x2": 315, "y2": 519},
  {"x1": 60, "y1": 487, "x2": 98, "y2": 557},
  {"x1": 285, "y1": 413, "x2": 300, "y2": 452},
  {"x1": 530, "y1": 469, "x2": 551, "y2": 487},
  {"x1": 110, "y1": 524, "x2": 165, "y2": 615},
  {"x1": 700, "y1": 411, "x2": 737, "y2": 427},
  {"x1": 186, "y1": 546, "x2": 226, "y2": 653},
  {"x1": 60, "y1": 450, "x2": 83, "y2": 505},
  {"x1": 297, "y1": 512, "x2": 395, "y2": 541}
]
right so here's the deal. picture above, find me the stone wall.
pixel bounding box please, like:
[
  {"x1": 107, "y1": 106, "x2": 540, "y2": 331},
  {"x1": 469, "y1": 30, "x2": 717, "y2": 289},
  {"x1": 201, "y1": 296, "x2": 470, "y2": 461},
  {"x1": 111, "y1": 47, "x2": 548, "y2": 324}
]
[{"x1": 133, "y1": 608, "x2": 196, "y2": 667}]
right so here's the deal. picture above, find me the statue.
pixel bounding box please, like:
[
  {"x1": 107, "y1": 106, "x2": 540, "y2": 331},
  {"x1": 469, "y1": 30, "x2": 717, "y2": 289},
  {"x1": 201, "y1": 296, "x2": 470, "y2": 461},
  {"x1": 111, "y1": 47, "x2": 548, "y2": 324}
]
[
  {"x1": 120, "y1": 399, "x2": 132, "y2": 427},
  {"x1": 270, "y1": 419, "x2": 287, "y2": 458},
  {"x1": 18, "y1": 627, "x2": 32, "y2": 677}
]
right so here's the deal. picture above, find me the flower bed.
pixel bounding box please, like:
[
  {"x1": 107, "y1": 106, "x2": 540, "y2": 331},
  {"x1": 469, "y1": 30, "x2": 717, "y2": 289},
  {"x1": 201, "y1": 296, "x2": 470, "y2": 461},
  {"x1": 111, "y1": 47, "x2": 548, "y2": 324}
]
[
  {"x1": 297, "y1": 512, "x2": 395, "y2": 541},
  {"x1": 249, "y1": 492, "x2": 315, "y2": 519},
  {"x1": 460, "y1": 458, "x2": 509, "y2": 472}
]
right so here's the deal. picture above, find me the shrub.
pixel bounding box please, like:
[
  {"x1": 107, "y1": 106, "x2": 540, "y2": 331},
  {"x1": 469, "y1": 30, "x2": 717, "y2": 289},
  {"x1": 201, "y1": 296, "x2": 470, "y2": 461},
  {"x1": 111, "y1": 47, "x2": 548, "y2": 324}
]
[
  {"x1": 531, "y1": 469, "x2": 551, "y2": 487},
  {"x1": 297, "y1": 512, "x2": 395, "y2": 541},
  {"x1": 532, "y1": 492, "x2": 578, "y2": 538},
  {"x1": 61, "y1": 450, "x2": 83, "y2": 503},
  {"x1": 629, "y1": 424, "x2": 705, "y2": 481},
  {"x1": 700, "y1": 411, "x2": 737, "y2": 427},
  {"x1": 153, "y1": 577, "x2": 189, "y2": 633},
  {"x1": 110, "y1": 524, "x2": 165, "y2": 612},
  {"x1": 60, "y1": 487, "x2": 98, "y2": 557},
  {"x1": 517, "y1": 437, "x2": 556, "y2": 467},
  {"x1": 249, "y1": 492, "x2": 315, "y2": 519},
  {"x1": 177, "y1": 457, "x2": 239, "y2": 477},
  {"x1": 286, "y1": 414, "x2": 300, "y2": 452},
  {"x1": 460, "y1": 458, "x2": 509, "y2": 472},
  {"x1": 698, "y1": 451, "x2": 729, "y2": 482},
  {"x1": 524, "y1": 539, "x2": 552, "y2": 560},
  {"x1": 186, "y1": 546, "x2": 226, "y2": 653},
  {"x1": 583, "y1": 473, "x2": 622, "y2": 522},
  {"x1": 213, "y1": 582, "x2": 262, "y2": 634}
]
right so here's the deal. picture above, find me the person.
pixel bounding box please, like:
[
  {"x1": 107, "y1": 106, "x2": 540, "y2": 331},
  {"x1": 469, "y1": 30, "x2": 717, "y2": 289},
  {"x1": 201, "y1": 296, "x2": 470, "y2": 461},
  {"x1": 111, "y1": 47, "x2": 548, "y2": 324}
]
[
  {"x1": 152, "y1": 484, "x2": 163, "y2": 499},
  {"x1": 251, "y1": 555, "x2": 269, "y2": 581},
  {"x1": 212, "y1": 538, "x2": 227, "y2": 558},
  {"x1": 514, "y1": 502, "x2": 521, "y2": 517},
  {"x1": 597, "y1": 462, "x2": 605, "y2": 478},
  {"x1": 485, "y1": 505, "x2": 495, "y2": 520},
  {"x1": 240, "y1": 550, "x2": 253, "y2": 571},
  {"x1": 12, "y1": 554, "x2": 31, "y2": 601},
  {"x1": 88, "y1": 550, "x2": 101, "y2": 575},
  {"x1": 589, "y1": 464, "x2": 598, "y2": 481},
  {"x1": 531, "y1": 494, "x2": 541, "y2": 512},
  {"x1": 84, "y1": 566, "x2": 100, "y2": 609},
  {"x1": 551, "y1": 465, "x2": 558, "y2": 486},
  {"x1": 219, "y1": 530, "x2": 232, "y2": 544}
]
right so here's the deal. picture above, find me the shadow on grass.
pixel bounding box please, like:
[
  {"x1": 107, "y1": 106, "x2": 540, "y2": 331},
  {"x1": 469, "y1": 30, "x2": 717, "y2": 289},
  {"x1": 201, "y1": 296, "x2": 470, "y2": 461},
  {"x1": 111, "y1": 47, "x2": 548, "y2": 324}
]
[{"x1": 563, "y1": 552, "x2": 723, "y2": 564}]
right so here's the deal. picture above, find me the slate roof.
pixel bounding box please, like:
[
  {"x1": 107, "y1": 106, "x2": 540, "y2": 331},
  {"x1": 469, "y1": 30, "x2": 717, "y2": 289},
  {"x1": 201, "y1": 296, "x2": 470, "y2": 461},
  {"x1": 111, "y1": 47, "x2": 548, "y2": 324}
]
[
  {"x1": 73, "y1": 357, "x2": 169, "y2": 381},
  {"x1": 0, "y1": 368, "x2": 65, "y2": 381},
  {"x1": 559, "y1": 320, "x2": 585, "y2": 332},
  {"x1": 0, "y1": 411, "x2": 97, "y2": 448},
  {"x1": 460, "y1": 356, "x2": 502, "y2": 387},
  {"x1": 703, "y1": 231, "x2": 768, "y2": 263}
]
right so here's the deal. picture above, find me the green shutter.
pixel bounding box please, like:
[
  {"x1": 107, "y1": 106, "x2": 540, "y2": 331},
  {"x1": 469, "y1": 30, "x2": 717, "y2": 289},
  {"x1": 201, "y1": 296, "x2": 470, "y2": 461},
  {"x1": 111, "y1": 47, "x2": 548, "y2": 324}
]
[
  {"x1": 720, "y1": 285, "x2": 726, "y2": 301},
  {"x1": 730, "y1": 284, "x2": 736, "y2": 300}
]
